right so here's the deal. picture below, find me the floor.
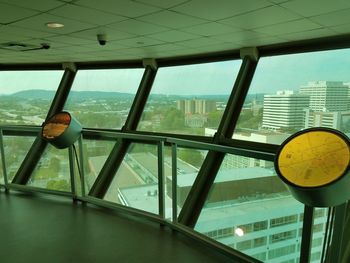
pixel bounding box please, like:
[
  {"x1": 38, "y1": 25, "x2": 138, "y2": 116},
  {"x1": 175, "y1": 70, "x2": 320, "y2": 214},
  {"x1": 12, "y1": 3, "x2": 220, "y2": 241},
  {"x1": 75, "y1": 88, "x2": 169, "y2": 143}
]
[{"x1": 0, "y1": 190, "x2": 245, "y2": 263}]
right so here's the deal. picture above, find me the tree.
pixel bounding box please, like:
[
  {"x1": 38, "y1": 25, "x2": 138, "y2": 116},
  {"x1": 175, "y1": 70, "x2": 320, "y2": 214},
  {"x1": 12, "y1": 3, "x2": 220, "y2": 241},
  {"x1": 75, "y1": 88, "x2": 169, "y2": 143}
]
[
  {"x1": 178, "y1": 149, "x2": 204, "y2": 168},
  {"x1": 160, "y1": 108, "x2": 184, "y2": 130},
  {"x1": 207, "y1": 110, "x2": 224, "y2": 127}
]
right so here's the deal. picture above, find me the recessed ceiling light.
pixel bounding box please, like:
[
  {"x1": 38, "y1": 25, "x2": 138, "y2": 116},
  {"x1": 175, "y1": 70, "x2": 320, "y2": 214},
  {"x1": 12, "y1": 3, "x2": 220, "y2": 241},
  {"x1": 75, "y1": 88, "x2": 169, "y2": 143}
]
[{"x1": 46, "y1": 22, "x2": 64, "y2": 28}]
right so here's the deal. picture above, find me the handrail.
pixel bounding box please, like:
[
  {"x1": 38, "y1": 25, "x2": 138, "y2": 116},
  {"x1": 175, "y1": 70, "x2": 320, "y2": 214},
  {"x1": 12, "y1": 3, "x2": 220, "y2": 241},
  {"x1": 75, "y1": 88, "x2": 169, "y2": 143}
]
[{"x1": 0, "y1": 125, "x2": 276, "y2": 161}]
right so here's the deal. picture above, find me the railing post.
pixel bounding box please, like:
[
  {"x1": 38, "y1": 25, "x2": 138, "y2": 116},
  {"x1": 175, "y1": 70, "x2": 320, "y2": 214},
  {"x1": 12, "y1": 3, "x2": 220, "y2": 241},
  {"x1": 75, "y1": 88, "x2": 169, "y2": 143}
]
[
  {"x1": 158, "y1": 140, "x2": 165, "y2": 219},
  {"x1": 68, "y1": 145, "x2": 77, "y2": 198},
  {"x1": 171, "y1": 143, "x2": 178, "y2": 222},
  {"x1": 78, "y1": 135, "x2": 86, "y2": 197},
  {"x1": 0, "y1": 129, "x2": 8, "y2": 188}
]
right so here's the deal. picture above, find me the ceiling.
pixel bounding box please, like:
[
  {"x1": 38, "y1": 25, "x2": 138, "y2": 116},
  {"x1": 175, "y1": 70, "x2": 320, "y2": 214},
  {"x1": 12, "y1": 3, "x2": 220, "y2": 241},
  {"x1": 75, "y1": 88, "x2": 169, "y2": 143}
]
[{"x1": 0, "y1": 0, "x2": 350, "y2": 64}]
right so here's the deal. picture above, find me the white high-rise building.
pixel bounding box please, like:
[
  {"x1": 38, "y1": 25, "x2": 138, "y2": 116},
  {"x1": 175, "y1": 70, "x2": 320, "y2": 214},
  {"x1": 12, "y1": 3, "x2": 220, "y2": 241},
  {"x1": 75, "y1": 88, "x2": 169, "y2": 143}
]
[
  {"x1": 299, "y1": 81, "x2": 348, "y2": 112},
  {"x1": 262, "y1": 90, "x2": 310, "y2": 131}
]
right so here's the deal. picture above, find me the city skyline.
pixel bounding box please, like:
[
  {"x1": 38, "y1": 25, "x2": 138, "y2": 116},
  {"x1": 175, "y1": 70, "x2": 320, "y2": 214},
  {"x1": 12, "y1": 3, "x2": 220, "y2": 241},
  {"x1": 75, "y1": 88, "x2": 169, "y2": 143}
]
[{"x1": 1, "y1": 48, "x2": 350, "y2": 95}]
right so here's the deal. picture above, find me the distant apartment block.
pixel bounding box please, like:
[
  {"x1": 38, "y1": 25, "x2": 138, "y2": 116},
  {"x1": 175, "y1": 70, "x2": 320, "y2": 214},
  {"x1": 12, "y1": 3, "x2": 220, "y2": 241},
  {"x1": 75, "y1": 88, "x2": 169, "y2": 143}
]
[
  {"x1": 177, "y1": 99, "x2": 216, "y2": 114},
  {"x1": 299, "y1": 81, "x2": 348, "y2": 112},
  {"x1": 262, "y1": 90, "x2": 310, "y2": 131}
]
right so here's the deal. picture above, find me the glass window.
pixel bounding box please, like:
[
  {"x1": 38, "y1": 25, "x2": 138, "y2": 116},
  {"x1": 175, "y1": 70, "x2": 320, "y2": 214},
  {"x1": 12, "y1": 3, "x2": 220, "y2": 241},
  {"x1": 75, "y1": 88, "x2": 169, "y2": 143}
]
[
  {"x1": 310, "y1": 208, "x2": 328, "y2": 262},
  {"x1": 195, "y1": 154, "x2": 304, "y2": 261},
  {"x1": 3, "y1": 136, "x2": 36, "y2": 181},
  {"x1": 64, "y1": 69, "x2": 144, "y2": 129},
  {"x1": 236, "y1": 240, "x2": 252, "y2": 250},
  {"x1": 252, "y1": 252, "x2": 266, "y2": 261},
  {"x1": 233, "y1": 48, "x2": 350, "y2": 145},
  {"x1": 270, "y1": 215, "x2": 298, "y2": 228},
  {"x1": 104, "y1": 143, "x2": 160, "y2": 215},
  {"x1": 270, "y1": 230, "x2": 297, "y2": 244},
  {"x1": 168, "y1": 147, "x2": 207, "y2": 219},
  {"x1": 28, "y1": 144, "x2": 70, "y2": 192},
  {"x1": 0, "y1": 70, "x2": 63, "y2": 125},
  {"x1": 79, "y1": 139, "x2": 116, "y2": 193},
  {"x1": 253, "y1": 237, "x2": 267, "y2": 248},
  {"x1": 0, "y1": 144, "x2": 3, "y2": 184},
  {"x1": 268, "y1": 244, "x2": 296, "y2": 259},
  {"x1": 138, "y1": 60, "x2": 241, "y2": 136}
]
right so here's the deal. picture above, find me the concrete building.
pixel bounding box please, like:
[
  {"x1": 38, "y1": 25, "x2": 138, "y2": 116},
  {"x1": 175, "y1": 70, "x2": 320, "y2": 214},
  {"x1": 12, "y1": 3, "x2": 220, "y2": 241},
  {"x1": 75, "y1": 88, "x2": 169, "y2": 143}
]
[
  {"x1": 177, "y1": 99, "x2": 217, "y2": 114},
  {"x1": 299, "y1": 81, "x2": 348, "y2": 112},
  {"x1": 262, "y1": 90, "x2": 310, "y2": 131}
]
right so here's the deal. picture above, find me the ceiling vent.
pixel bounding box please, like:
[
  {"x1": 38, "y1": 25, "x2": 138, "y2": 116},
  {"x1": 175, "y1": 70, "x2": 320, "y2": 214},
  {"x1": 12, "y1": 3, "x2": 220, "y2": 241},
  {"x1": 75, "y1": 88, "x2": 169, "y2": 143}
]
[{"x1": 0, "y1": 42, "x2": 50, "y2": 51}]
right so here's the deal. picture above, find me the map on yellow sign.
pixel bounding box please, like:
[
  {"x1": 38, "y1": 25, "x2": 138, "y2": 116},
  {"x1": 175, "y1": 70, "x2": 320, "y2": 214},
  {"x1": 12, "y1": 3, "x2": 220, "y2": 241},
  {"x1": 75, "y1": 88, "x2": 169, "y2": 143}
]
[{"x1": 276, "y1": 129, "x2": 350, "y2": 187}]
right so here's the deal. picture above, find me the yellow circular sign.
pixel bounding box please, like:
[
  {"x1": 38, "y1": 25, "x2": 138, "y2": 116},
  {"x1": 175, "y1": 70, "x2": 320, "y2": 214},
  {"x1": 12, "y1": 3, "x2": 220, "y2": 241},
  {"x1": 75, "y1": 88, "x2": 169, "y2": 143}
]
[{"x1": 277, "y1": 130, "x2": 350, "y2": 187}]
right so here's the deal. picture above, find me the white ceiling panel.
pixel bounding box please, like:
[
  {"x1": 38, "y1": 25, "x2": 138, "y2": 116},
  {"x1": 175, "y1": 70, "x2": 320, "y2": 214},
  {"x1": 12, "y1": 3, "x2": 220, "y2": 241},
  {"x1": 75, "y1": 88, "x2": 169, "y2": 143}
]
[
  {"x1": 0, "y1": 1, "x2": 349, "y2": 63},
  {"x1": 0, "y1": 0, "x2": 64, "y2": 12},
  {"x1": 48, "y1": 35, "x2": 96, "y2": 45},
  {"x1": 281, "y1": 0, "x2": 350, "y2": 17},
  {"x1": 48, "y1": 4, "x2": 127, "y2": 25},
  {"x1": 182, "y1": 22, "x2": 241, "y2": 37},
  {"x1": 310, "y1": 9, "x2": 350, "y2": 27},
  {"x1": 281, "y1": 28, "x2": 339, "y2": 41},
  {"x1": 176, "y1": 37, "x2": 223, "y2": 48},
  {"x1": 74, "y1": 27, "x2": 136, "y2": 41},
  {"x1": 171, "y1": 0, "x2": 272, "y2": 21},
  {"x1": 0, "y1": 2, "x2": 39, "y2": 24},
  {"x1": 114, "y1": 36, "x2": 165, "y2": 48},
  {"x1": 0, "y1": 25, "x2": 54, "y2": 40},
  {"x1": 149, "y1": 30, "x2": 199, "y2": 42},
  {"x1": 138, "y1": 10, "x2": 207, "y2": 29},
  {"x1": 219, "y1": 6, "x2": 302, "y2": 30},
  {"x1": 332, "y1": 24, "x2": 350, "y2": 34},
  {"x1": 11, "y1": 13, "x2": 96, "y2": 34},
  {"x1": 213, "y1": 30, "x2": 270, "y2": 43},
  {"x1": 107, "y1": 19, "x2": 168, "y2": 36},
  {"x1": 134, "y1": 0, "x2": 188, "y2": 9},
  {"x1": 254, "y1": 19, "x2": 322, "y2": 35},
  {"x1": 76, "y1": 0, "x2": 161, "y2": 18}
]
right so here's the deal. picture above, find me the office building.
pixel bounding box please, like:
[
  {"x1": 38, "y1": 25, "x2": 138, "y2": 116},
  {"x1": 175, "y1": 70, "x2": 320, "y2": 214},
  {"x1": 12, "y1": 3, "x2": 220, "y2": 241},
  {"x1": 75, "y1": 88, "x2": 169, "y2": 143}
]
[
  {"x1": 299, "y1": 81, "x2": 348, "y2": 112},
  {"x1": 262, "y1": 91, "x2": 310, "y2": 131}
]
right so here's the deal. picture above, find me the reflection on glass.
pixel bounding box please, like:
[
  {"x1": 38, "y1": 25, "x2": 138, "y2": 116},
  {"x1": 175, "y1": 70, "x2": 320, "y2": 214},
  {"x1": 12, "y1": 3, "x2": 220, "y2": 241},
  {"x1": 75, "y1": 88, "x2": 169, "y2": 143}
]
[
  {"x1": 0, "y1": 149, "x2": 3, "y2": 184},
  {"x1": 195, "y1": 154, "x2": 306, "y2": 262},
  {"x1": 64, "y1": 69, "x2": 144, "y2": 129},
  {"x1": 3, "y1": 136, "x2": 36, "y2": 181},
  {"x1": 310, "y1": 208, "x2": 328, "y2": 263},
  {"x1": 165, "y1": 147, "x2": 207, "y2": 218},
  {"x1": 0, "y1": 71, "x2": 63, "y2": 126},
  {"x1": 81, "y1": 139, "x2": 116, "y2": 193},
  {"x1": 104, "y1": 143, "x2": 160, "y2": 214},
  {"x1": 28, "y1": 144, "x2": 70, "y2": 192},
  {"x1": 138, "y1": 60, "x2": 241, "y2": 136},
  {"x1": 233, "y1": 48, "x2": 350, "y2": 145}
]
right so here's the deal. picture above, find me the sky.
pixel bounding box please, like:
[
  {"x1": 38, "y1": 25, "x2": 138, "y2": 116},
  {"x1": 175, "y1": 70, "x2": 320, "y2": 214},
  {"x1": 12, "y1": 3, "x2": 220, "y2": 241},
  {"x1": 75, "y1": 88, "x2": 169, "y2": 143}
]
[{"x1": 0, "y1": 48, "x2": 350, "y2": 95}]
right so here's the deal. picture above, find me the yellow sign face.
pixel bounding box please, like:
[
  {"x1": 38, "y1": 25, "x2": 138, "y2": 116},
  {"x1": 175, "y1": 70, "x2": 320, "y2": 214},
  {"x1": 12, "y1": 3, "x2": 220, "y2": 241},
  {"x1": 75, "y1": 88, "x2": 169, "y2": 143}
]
[{"x1": 277, "y1": 130, "x2": 350, "y2": 187}]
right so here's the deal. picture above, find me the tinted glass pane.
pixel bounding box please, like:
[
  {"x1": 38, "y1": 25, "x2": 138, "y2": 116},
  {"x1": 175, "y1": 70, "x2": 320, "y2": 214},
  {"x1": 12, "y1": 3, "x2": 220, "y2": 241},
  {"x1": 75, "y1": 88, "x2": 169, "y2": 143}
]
[
  {"x1": 28, "y1": 144, "x2": 71, "y2": 192},
  {"x1": 0, "y1": 144, "x2": 3, "y2": 184},
  {"x1": 310, "y1": 208, "x2": 328, "y2": 263},
  {"x1": 83, "y1": 139, "x2": 117, "y2": 193},
  {"x1": 64, "y1": 69, "x2": 144, "y2": 129},
  {"x1": 3, "y1": 136, "x2": 36, "y2": 181},
  {"x1": 138, "y1": 60, "x2": 241, "y2": 135},
  {"x1": 233, "y1": 48, "x2": 350, "y2": 145},
  {"x1": 0, "y1": 71, "x2": 63, "y2": 125},
  {"x1": 104, "y1": 143, "x2": 160, "y2": 214},
  {"x1": 195, "y1": 154, "x2": 304, "y2": 262},
  {"x1": 167, "y1": 147, "x2": 207, "y2": 219}
]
